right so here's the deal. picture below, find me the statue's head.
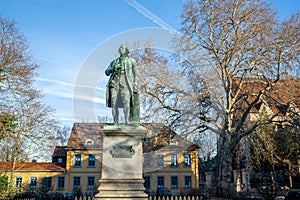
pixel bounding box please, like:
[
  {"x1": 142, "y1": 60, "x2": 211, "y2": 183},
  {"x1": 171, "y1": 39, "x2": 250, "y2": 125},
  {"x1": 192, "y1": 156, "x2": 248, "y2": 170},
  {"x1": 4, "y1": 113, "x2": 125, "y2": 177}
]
[{"x1": 118, "y1": 44, "x2": 129, "y2": 56}]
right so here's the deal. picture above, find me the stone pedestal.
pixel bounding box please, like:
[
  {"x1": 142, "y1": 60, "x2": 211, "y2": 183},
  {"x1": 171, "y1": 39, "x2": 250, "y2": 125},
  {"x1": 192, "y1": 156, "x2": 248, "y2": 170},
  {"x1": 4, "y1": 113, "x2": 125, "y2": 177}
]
[{"x1": 95, "y1": 125, "x2": 148, "y2": 200}]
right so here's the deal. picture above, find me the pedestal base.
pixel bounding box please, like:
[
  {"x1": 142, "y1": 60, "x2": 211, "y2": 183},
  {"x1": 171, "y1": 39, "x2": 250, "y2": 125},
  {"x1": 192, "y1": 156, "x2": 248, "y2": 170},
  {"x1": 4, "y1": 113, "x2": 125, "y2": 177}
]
[
  {"x1": 95, "y1": 179, "x2": 148, "y2": 200},
  {"x1": 95, "y1": 125, "x2": 148, "y2": 200}
]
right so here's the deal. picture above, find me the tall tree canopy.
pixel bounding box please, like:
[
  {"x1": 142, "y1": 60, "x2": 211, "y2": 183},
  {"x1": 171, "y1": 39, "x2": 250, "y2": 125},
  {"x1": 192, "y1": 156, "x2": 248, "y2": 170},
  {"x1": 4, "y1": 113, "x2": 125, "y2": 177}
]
[
  {"x1": 136, "y1": 0, "x2": 300, "y2": 193},
  {"x1": 0, "y1": 15, "x2": 58, "y2": 163}
]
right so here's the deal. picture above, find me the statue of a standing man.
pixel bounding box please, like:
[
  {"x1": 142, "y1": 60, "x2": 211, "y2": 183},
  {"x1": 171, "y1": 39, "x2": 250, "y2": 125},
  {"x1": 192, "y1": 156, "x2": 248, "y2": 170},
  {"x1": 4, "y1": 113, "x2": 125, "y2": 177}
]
[{"x1": 105, "y1": 44, "x2": 140, "y2": 125}]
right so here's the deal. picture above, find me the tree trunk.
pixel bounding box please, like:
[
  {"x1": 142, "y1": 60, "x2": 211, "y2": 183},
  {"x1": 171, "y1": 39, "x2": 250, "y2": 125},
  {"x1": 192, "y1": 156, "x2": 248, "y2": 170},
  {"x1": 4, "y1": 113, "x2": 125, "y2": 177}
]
[
  {"x1": 288, "y1": 164, "x2": 293, "y2": 188},
  {"x1": 218, "y1": 131, "x2": 234, "y2": 196},
  {"x1": 9, "y1": 155, "x2": 16, "y2": 189}
]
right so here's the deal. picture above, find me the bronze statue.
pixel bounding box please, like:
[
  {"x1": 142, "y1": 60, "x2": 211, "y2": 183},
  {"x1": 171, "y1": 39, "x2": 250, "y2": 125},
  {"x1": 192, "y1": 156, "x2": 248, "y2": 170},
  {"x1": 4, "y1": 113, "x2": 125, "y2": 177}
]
[{"x1": 105, "y1": 44, "x2": 140, "y2": 125}]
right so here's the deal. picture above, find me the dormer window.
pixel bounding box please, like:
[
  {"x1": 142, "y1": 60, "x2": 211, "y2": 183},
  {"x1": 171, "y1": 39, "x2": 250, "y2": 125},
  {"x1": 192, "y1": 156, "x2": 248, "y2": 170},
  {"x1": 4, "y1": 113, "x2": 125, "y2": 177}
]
[
  {"x1": 170, "y1": 139, "x2": 178, "y2": 146},
  {"x1": 85, "y1": 139, "x2": 94, "y2": 146}
]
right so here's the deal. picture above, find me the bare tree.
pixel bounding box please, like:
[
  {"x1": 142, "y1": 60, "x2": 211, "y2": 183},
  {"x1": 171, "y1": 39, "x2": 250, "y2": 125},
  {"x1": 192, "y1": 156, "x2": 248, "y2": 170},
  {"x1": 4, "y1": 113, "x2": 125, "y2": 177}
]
[
  {"x1": 55, "y1": 125, "x2": 70, "y2": 146},
  {"x1": 134, "y1": 0, "x2": 300, "y2": 193},
  {"x1": 0, "y1": 15, "x2": 58, "y2": 194}
]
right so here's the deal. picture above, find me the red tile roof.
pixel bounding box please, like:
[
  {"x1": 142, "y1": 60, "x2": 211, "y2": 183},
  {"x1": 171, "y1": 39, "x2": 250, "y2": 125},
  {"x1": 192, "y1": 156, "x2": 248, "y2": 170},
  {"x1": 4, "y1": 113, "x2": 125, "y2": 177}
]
[
  {"x1": 233, "y1": 78, "x2": 300, "y2": 115},
  {"x1": 67, "y1": 123, "x2": 104, "y2": 149},
  {"x1": 67, "y1": 123, "x2": 198, "y2": 152},
  {"x1": 0, "y1": 162, "x2": 65, "y2": 171},
  {"x1": 143, "y1": 123, "x2": 198, "y2": 151}
]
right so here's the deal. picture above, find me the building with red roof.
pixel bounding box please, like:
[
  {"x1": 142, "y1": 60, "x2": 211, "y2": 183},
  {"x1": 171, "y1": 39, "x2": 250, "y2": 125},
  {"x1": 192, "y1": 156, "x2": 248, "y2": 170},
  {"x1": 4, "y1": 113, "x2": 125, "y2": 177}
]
[{"x1": 0, "y1": 123, "x2": 199, "y2": 196}]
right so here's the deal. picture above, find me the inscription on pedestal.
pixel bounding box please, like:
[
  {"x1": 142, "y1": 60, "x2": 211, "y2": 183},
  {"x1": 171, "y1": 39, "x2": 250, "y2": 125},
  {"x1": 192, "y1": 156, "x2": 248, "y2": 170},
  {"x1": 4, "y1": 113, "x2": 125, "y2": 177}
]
[
  {"x1": 95, "y1": 127, "x2": 148, "y2": 199},
  {"x1": 109, "y1": 145, "x2": 135, "y2": 158}
]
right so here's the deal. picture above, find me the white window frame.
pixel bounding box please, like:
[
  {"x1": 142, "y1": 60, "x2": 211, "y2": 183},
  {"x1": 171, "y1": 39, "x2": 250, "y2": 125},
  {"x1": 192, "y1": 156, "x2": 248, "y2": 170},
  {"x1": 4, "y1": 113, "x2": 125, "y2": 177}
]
[
  {"x1": 170, "y1": 154, "x2": 178, "y2": 167},
  {"x1": 74, "y1": 153, "x2": 82, "y2": 167},
  {"x1": 184, "y1": 153, "x2": 191, "y2": 167},
  {"x1": 88, "y1": 154, "x2": 96, "y2": 167},
  {"x1": 15, "y1": 176, "x2": 23, "y2": 187}
]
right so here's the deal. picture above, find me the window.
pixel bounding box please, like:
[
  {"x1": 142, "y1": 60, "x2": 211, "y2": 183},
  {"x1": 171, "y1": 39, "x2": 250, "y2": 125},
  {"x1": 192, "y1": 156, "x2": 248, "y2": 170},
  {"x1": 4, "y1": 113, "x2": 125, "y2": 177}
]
[
  {"x1": 58, "y1": 158, "x2": 63, "y2": 163},
  {"x1": 15, "y1": 177, "x2": 22, "y2": 187},
  {"x1": 184, "y1": 154, "x2": 191, "y2": 167},
  {"x1": 41, "y1": 177, "x2": 52, "y2": 190},
  {"x1": 74, "y1": 153, "x2": 82, "y2": 167},
  {"x1": 170, "y1": 176, "x2": 178, "y2": 189},
  {"x1": 170, "y1": 154, "x2": 178, "y2": 167},
  {"x1": 184, "y1": 176, "x2": 192, "y2": 188},
  {"x1": 57, "y1": 177, "x2": 65, "y2": 189},
  {"x1": 170, "y1": 139, "x2": 178, "y2": 145},
  {"x1": 156, "y1": 154, "x2": 164, "y2": 167},
  {"x1": 87, "y1": 177, "x2": 95, "y2": 190},
  {"x1": 73, "y1": 176, "x2": 81, "y2": 190},
  {"x1": 29, "y1": 177, "x2": 37, "y2": 190},
  {"x1": 157, "y1": 176, "x2": 164, "y2": 189},
  {"x1": 88, "y1": 154, "x2": 96, "y2": 167},
  {"x1": 144, "y1": 176, "x2": 151, "y2": 190},
  {"x1": 143, "y1": 153, "x2": 152, "y2": 168},
  {"x1": 85, "y1": 139, "x2": 94, "y2": 146}
]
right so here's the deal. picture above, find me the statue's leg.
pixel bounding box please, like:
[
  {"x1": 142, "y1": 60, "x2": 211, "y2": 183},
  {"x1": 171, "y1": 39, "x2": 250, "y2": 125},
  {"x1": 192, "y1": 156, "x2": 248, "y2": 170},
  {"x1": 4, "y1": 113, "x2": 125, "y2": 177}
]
[
  {"x1": 123, "y1": 100, "x2": 130, "y2": 124},
  {"x1": 112, "y1": 106, "x2": 119, "y2": 125},
  {"x1": 119, "y1": 83, "x2": 131, "y2": 125},
  {"x1": 132, "y1": 92, "x2": 140, "y2": 124},
  {"x1": 122, "y1": 91, "x2": 130, "y2": 125},
  {"x1": 111, "y1": 87, "x2": 119, "y2": 125}
]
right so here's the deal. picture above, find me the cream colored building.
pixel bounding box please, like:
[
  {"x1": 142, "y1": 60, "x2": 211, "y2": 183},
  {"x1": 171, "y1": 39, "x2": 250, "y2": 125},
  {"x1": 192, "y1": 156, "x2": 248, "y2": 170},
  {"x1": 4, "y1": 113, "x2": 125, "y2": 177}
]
[{"x1": 0, "y1": 123, "x2": 199, "y2": 196}]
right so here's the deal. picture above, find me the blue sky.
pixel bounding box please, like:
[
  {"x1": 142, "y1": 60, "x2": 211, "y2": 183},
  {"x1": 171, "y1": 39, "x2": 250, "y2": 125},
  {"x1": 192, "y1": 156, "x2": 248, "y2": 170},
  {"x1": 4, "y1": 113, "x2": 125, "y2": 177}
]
[{"x1": 0, "y1": 0, "x2": 299, "y2": 127}]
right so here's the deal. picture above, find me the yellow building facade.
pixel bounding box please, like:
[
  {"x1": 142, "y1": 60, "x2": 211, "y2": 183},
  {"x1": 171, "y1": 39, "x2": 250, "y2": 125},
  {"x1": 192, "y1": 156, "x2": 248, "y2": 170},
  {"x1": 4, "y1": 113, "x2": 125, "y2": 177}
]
[
  {"x1": 0, "y1": 162, "x2": 65, "y2": 192},
  {"x1": 143, "y1": 150, "x2": 199, "y2": 194},
  {"x1": 0, "y1": 123, "x2": 199, "y2": 196},
  {"x1": 143, "y1": 134, "x2": 199, "y2": 194}
]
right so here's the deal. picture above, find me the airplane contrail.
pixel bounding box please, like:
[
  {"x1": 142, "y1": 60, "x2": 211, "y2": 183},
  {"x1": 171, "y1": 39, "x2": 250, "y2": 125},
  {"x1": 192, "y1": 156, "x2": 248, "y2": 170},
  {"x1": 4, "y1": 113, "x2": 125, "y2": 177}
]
[
  {"x1": 36, "y1": 77, "x2": 105, "y2": 91},
  {"x1": 35, "y1": 56, "x2": 62, "y2": 65},
  {"x1": 124, "y1": 0, "x2": 180, "y2": 34}
]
